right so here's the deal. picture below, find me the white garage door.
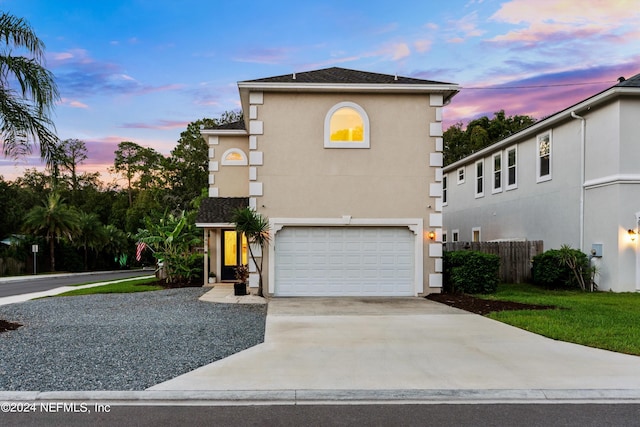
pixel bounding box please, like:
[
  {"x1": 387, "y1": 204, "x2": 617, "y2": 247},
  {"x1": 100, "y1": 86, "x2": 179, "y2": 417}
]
[{"x1": 274, "y1": 226, "x2": 415, "y2": 296}]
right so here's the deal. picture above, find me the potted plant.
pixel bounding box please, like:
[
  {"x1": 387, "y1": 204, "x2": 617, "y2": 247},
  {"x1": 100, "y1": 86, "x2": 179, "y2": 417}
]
[
  {"x1": 234, "y1": 265, "x2": 249, "y2": 296},
  {"x1": 208, "y1": 271, "x2": 216, "y2": 284}
]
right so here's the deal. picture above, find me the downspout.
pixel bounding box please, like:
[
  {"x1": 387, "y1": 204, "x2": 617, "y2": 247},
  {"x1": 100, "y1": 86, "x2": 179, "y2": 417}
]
[{"x1": 571, "y1": 111, "x2": 586, "y2": 251}]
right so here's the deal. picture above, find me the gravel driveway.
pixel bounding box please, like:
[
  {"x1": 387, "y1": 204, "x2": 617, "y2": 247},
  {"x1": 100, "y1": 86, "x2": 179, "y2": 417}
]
[{"x1": 0, "y1": 288, "x2": 266, "y2": 391}]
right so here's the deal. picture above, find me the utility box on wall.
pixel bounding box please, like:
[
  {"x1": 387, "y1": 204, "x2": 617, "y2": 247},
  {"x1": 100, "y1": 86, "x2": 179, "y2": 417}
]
[{"x1": 591, "y1": 243, "x2": 603, "y2": 258}]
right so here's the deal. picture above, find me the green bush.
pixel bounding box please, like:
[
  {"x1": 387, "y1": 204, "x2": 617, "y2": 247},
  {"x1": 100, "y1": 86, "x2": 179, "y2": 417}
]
[
  {"x1": 532, "y1": 247, "x2": 590, "y2": 290},
  {"x1": 443, "y1": 250, "x2": 500, "y2": 294}
]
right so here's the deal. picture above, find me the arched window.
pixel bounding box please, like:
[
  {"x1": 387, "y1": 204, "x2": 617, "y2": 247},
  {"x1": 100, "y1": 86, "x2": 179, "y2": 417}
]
[
  {"x1": 221, "y1": 148, "x2": 248, "y2": 166},
  {"x1": 324, "y1": 102, "x2": 370, "y2": 148}
]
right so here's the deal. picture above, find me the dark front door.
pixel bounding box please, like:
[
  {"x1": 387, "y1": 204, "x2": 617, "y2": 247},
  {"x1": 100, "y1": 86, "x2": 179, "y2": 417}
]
[{"x1": 221, "y1": 230, "x2": 247, "y2": 281}]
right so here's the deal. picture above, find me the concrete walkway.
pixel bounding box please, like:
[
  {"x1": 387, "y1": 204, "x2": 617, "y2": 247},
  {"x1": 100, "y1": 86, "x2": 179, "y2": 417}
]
[{"x1": 149, "y1": 293, "x2": 640, "y2": 392}]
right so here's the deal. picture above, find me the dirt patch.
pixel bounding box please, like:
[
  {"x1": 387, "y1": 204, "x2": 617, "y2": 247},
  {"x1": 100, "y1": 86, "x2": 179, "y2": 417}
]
[
  {"x1": 426, "y1": 293, "x2": 555, "y2": 315},
  {"x1": 0, "y1": 319, "x2": 22, "y2": 333}
]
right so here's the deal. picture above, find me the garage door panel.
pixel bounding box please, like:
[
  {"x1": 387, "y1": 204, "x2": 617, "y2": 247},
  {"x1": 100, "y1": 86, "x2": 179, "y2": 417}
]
[{"x1": 274, "y1": 226, "x2": 415, "y2": 296}]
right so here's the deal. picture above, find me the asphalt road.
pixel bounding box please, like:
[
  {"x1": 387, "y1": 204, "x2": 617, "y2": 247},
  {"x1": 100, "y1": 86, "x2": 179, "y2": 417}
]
[
  {"x1": 2, "y1": 404, "x2": 640, "y2": 427},
  {"x1": 0, "y1": 270, "x2": 154, "y2": 298}
]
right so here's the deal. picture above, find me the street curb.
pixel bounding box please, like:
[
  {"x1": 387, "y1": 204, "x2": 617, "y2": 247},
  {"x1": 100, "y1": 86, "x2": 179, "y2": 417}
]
[{"x1": 2, "y1": 389, "x2": 640, "y2": 405}]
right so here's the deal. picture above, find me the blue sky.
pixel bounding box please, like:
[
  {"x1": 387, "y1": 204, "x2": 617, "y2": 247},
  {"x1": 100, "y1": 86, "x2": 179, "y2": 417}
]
[{"x1": 1, "y1": 0, "x2": 639, "y2": 181}]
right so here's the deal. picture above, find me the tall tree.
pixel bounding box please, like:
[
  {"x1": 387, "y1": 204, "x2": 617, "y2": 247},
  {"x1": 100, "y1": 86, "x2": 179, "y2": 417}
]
[
  {"x1": 167, "y1": 112, "x2": 243, "y2": 208},
  {"x1": 59, "y1": 138, "x2": 87, "y2": 198},
  {"x1": 444, "y1": 110, "x2": 536, "y2": 165},
  {"x1": 75, "y1": 211, "x2": 105, "y2": 271},
  {"x1": 0, "y1": 12, "x2": 59, "y2": 164},
  {"x1": 111, "y1": 141, "x2": 163, "y2": 207},
  {"x1": 23, "y1": 193, "x2": 79, "y2": 272}
]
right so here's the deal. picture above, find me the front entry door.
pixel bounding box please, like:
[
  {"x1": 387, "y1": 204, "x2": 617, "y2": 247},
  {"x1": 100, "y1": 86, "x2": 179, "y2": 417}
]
[{"x1": 221, "y1": 230, "x2": 248, "y2": 281}]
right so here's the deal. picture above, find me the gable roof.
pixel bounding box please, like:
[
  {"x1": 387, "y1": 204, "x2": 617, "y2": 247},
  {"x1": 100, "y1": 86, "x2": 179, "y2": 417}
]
[
  {"x1": 243, "y1": 67, "x2": 454, "y2": 86},
  {"x1": 444, "y1": 72, "x2": 640, "y2": 171},
  {"x1": 196, "y1": 197, "x2": 248, "y2": 226}
]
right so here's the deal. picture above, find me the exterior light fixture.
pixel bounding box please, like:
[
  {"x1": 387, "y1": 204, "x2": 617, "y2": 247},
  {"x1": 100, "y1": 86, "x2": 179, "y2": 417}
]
[
  {"x1": 628, "y1": 229, "x2": 637, "y2": 241},
  {"x1": 428, "y1": 231, "x2": 436, "y2": 240}
]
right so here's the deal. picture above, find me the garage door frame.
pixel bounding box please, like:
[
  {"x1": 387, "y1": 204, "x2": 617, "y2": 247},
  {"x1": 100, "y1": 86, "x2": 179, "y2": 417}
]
[{"x1": 268, "y1": 217, "x2": 424, "y2": 296}]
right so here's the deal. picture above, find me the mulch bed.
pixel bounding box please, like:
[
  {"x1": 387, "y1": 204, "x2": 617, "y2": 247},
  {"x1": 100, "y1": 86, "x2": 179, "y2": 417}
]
[
  {"x1": 426, "y1": 293, "x2": 556, "y2": 315},
  {"x1": 0, "y1": 320, "x2": 22, "y2": 333}
]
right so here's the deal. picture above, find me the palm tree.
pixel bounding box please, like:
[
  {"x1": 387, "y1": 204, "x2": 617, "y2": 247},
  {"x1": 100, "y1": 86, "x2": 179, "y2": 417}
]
[
  {"x1": 76, "y1": 211, "x2": 106, "y2": 271},
  {"x1": 0, "y1": 12, "x2": 59, "y2": 164},
  {"x1": 232, "y1": 207, "x2": 271, "y2": 297},
  {"x1": 23, "y1": 193, "x2": 79, "y2": 272}
]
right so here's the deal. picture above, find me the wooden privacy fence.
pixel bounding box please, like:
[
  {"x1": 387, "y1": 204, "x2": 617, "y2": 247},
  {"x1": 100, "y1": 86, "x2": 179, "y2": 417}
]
[{"x1": 443, "y1": 241, "x2": 544, "y2": 284}]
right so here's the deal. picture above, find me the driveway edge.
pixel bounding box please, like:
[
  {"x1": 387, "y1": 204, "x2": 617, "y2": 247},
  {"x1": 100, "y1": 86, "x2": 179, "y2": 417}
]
[{"x1": 2, "y1": 389, "x2": 640, "y2": 405}]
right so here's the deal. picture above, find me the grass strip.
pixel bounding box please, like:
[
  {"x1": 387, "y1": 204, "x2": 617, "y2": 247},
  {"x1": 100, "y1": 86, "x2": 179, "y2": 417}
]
[
  {"x1": 476, "y1": 283, "x2": 640, "y2": 356},
  {"x1": 56, "y1": 277, "x2": 163, "y2": 296}
]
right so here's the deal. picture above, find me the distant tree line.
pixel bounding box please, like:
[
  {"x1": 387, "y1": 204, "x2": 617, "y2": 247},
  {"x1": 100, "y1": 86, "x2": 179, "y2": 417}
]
[
  {"x1": 0, "y1": 113, "x2": 241, "y2": 275},
  {"x1": 444, "y1": 110, "x2": 536, "y2": 166}
]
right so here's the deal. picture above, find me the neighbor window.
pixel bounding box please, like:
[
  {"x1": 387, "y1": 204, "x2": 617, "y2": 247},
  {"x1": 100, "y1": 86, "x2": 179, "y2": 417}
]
[
  {"x1": 492, "y1": 153, "x2": 502, "y2": 193},
  {"x1": 452, "y1": 230, "x2": 459, "y2": 242},
  {"x1": 506, "y1": 146, "x2": 517, "y2": 190},
  {"x1": 221, "y1": 148, "x2": 248, "y2": 166},
  {"x1": 442, "y1": 175, "x2": 448, "y2": 205},
  {"x1": 475, "y1": 159, "x2": 484, "y2": 198},
  {"x1": 537, "y1": 131, "x2": 552, "y2": 182},
  {"x1": 457, "y1": 167, "x2": 465, "y2": 184},
  {"x1": 324, "y1": 102, "x2": 370, "y2": 148},
  {"x1": 472, "y1": 227, "x2": 481, "y2": 242}
]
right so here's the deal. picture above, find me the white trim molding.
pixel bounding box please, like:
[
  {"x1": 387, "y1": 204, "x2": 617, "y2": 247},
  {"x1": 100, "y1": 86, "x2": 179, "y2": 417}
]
[{"x1": 267, "y1": 217, "x2": 425, "y2": 295}]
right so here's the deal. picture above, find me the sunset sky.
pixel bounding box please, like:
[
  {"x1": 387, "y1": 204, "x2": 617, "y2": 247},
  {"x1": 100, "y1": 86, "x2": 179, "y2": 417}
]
[{"x1": 1, "y1": 0, "x2": 639, "y2": 182}]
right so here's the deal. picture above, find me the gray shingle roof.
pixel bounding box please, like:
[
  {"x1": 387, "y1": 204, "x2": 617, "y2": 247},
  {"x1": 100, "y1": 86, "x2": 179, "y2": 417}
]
[
  {"x1": 616, "y1": 73, "x2": 640, "y2": 88},
  {"x1": 196, "y1": 197, "x2": 248, "y2": 224},
  {"x1": 242, "y1": 67, "x2": 454, "y2": 85},
  {"x1": 209, "y1": 120, "x2": 246, "y2": 130}
]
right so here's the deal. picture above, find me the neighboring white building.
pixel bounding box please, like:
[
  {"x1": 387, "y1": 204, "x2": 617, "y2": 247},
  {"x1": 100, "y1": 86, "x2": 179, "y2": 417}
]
[{"x1": 443, "y1": 74, "x2": 640, "y2": 292}]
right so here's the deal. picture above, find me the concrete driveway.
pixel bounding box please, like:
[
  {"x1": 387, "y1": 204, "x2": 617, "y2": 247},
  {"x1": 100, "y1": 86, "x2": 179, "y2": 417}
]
[{"x1": 149, "y1": 297, "x2": 640, "y2": 392}]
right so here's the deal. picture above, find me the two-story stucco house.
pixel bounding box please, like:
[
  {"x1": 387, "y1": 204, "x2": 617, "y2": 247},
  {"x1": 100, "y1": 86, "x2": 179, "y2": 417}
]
[
  {"x1": 443, "y1": 73, "x2": 640, "y2": 292},
  {"x1": 195, "y1": 67, "x2": 459, "y2": 296}
]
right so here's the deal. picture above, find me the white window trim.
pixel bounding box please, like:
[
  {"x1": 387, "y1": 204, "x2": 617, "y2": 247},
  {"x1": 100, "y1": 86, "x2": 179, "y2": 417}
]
[
  {"x1": 324, "y1": 101, "x2": 370, "y2": 149},
  {"x1": 452, "y1": 229, "x2": 460, "y2": 242},
  {"x1": 492, "y1": 152, "x2": 502, "y2": 194},
  {"x1": 221, "y1": 148, "x2": 248, "y2": 166},
  {"x1": 457, "y1": 167, "x2": 465, "y2": 184},
  {"x1": 442, "y1": 174, "x2": 448, "y2": 206},
  {"x1": 475, "y1": 159, "x2": 484, "y2": 198},
  {"x1": 472, "y1": 227, "x2": 481, "y2": 242},
  {"x1": 506, "y1": 146, "x2": 518, "y2": 191},
  {"x1": 536, "y1": 130, "x2": 552, "y2": 183}
]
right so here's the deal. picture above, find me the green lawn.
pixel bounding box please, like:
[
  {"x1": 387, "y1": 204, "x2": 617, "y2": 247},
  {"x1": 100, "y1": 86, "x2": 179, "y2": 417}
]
[
  {"x1": 477, "y1": 283, "x2": 640, "y2": 356},
  {"x1": 56, "y1": 277, "x2": 163, "y2": 296}
]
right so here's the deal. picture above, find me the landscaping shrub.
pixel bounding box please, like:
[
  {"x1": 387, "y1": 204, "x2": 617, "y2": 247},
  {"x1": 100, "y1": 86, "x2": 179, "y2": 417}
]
[
  {"x1": 532, "y1": 247, "x2": 590, "y2": 290},
  {"x1": 443, "y1": 250, "x2": 500, "y2": 294}
]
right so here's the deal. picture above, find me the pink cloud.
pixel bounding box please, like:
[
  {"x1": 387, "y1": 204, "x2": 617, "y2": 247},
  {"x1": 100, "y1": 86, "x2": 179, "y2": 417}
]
[
  {"x1": 444, "y1": 63, "x2": 639, "y2": 129},
  {"x1": 488, "y1": 0, "x2": 640, "y2": 45},
  {"x1": 120, "y1": 120, "x2": 189, "y2": 130},
  {"x1": 59, "y1": 98, "x2": 89, "y2": 109}
]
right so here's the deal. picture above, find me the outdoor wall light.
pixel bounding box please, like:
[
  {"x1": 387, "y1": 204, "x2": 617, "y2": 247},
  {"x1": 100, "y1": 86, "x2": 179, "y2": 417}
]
[
  {"x1": 428, "y1": 231, "x2": 436, "y2": 240},
  {"x1": 628, "y1": 229, "x2": 637, "y2": 241}
]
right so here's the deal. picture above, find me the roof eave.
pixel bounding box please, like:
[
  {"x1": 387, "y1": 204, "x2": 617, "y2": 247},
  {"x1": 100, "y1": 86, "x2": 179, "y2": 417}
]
[
  {"x1": 238, "y1": 82, "x2": 460, "y2": 113},
  {"x1": 199, "y1": 129, "x2": 248, "y2": 136}
]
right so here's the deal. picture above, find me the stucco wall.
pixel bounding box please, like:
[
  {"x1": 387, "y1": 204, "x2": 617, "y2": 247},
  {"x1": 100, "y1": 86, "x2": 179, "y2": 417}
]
[
  {"x1": 210, "y1": 135, "x2": 250, "y2": 197},
  {"x1": 250, "y1": 91, "x2": 442, "y2": 294}
]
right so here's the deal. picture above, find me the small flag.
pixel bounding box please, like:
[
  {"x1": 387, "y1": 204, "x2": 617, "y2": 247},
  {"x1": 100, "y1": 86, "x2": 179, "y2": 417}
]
[{"x1": 135, "y1": 242, "x2": 147, "y2": 262}]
